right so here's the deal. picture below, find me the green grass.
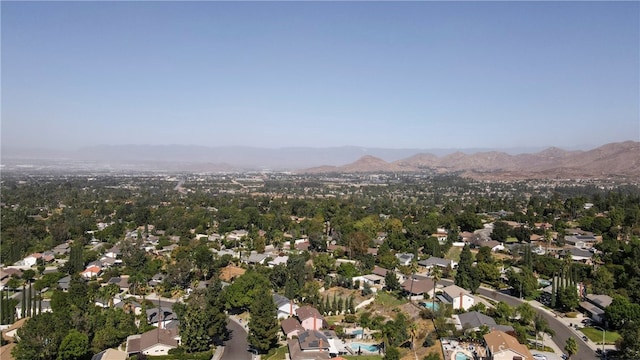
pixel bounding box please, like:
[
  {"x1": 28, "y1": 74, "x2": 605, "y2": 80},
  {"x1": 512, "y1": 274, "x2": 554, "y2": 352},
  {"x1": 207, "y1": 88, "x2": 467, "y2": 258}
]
[
  {"x1": 505, "y1": 237, "x2": 519, "y2": 244},
  {"x1": 580, "y1": 327, "x2": 621, "y2": 344},
  {"x1": 264, "y1": 345, "x2": 288, "y2": 360},
  {"x1": 374, "y1": 291, "x2": 407, "y2": 307},
  {"x1": 447, "y1": 247, "x2": 462, "y2": 262}
]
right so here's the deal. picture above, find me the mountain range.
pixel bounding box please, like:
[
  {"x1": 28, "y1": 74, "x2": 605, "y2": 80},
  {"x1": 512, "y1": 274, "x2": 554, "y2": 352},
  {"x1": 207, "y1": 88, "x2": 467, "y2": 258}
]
[
  {"x1": 303, "y1": 141, "x2": 640, "y2": 179},
  {"x1": 2, "y1": 141, "x2": 638, "y2": 179}
]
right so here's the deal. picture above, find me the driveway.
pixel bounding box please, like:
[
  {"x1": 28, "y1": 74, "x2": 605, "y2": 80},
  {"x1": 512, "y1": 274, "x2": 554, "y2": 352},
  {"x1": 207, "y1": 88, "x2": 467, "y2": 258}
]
[
  {"x1": 439, "y1": 279, "x2": 598, "y2": 360},
  {"x1": 221, "y1": 317, "x2": 252, "y2": 360}
]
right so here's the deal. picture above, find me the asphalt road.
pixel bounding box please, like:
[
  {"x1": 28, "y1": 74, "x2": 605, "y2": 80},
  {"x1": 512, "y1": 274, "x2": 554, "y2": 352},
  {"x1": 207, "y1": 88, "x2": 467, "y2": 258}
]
[
  {"x1": 439, "y1": 279, "x2": 598, "y2": 360},
  {"x1": 221, "y1": 318, "x2": 252, "y2": 360}
]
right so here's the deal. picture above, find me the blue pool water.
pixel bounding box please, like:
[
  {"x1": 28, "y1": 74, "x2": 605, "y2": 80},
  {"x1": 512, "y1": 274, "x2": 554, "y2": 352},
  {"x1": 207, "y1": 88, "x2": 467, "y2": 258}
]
[
  {"x1": 351, "y1": 329, "x2": 364, "y2": 335},
  {"x1": 421, "y1": 302, "x2": 440, "y2": 310},
  {"x1": 455, "y1": 352, "x2": 471, "y2": 360},
  {"x1": 349, "y1": 342, "x2": 378, "y2": 352}
]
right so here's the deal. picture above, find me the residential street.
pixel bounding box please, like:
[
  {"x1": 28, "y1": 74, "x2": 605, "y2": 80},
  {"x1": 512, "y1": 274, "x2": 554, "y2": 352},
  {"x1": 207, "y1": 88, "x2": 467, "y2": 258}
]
[
  {"x1": 221, "y1": 316, "x2": 252, "y2": 360},
  {"x1": 440, "y1": 279, "x2": 598, "y2": 360}
]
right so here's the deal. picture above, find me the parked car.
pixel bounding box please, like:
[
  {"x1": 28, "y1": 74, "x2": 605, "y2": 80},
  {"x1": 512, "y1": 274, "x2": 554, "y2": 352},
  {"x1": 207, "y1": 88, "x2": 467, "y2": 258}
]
[
  {"x1": 583, "y1": 335, "x2": 589, "y2": 341},
  {"x1": 533, "y1": 354, "x2": 548, "y2": 360}
]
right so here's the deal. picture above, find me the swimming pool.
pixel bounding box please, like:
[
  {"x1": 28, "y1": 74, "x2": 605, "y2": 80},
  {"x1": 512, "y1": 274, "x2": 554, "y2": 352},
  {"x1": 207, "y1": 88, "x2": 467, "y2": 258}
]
[
  {"x1": 421, "y1": 301, "x2": 440, "y2": 310},
  {"x1": 351, "y1": 329, "x2": 364, "y2": 335},
  {"x1": 349, "y1": 342, "x2": 378, "y2": 352},
  {"x1": 455, "y1": 351, "x2": 471, "y2": 360}
]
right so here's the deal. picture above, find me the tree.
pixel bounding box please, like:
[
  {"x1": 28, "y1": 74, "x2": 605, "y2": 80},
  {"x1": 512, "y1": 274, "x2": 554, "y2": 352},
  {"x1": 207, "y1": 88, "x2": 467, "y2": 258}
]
[
  {"x1": 431, "y1": 266, "x2": 442, "y2": 311},
  {"x1": 383, "y1": 346, "x2": 400, "y2": 360},
  {"x1": 617, "y1": 320, "x2": 640, "y2": 358},
  {"x1": 385, "y1": 271, "x2": 401, "y2": 293},
  {"x1": 455, "y1": 244, "x2": 478, "y2": 291},
  {"x1": 516, "y1": 302, "x2": 535, "y2": 326},
  {"x1": 13, "y1": 312, "x2": 67, "y2": 360},
  {"x1": 176, "y1": 283, "x2": 228, "y2": 353},
  {"x1": 557, "y1": 286, "x2": 579, "y2": 312},
  {"x1": 591, "y1": 266, "x2": 615, "y2": 296},
  {"x1": 224, "y1": 270, "x2": 270, "y2": 310},
  {"x1": 491, "y1": 221, "x2": 510, "y2": 242},
  {"x1": 605, "y1": 296, "x2": 640, "y2": 330},
  {"x1": 57, "y1": 329, "x2": 89, "y2": 360},
  {"x1": 564, "y1": 337, "x2": 578, "y2": 359},
  {"x1": 247, "y1": 287, "x2": 279, "y2": 354},
  {"x1": 533, "y1": 314, "x2": 554, "y2": 350}
]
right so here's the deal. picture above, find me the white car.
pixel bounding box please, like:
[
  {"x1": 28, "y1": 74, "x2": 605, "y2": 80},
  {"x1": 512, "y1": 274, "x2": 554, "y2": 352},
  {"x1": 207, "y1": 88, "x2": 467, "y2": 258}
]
[{"x1": 532, "y1": 355, "x2": 547, "y2": 360}]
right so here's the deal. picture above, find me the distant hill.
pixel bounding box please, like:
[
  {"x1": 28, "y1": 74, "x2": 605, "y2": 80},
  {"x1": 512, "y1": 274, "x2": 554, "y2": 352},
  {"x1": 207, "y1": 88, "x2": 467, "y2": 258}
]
[
  {"x1": 2, "y1": 141, "x2": 638, "y2": 179},
  {"x1": 301, "y1": 141, "x2": 640, "y2": 179}
]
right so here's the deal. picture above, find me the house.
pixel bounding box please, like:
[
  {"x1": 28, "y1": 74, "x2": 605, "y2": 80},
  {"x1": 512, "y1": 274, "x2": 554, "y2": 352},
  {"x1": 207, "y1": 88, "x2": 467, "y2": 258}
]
[
  {"x1": 103, "y1": 246, "x2": 121, "y2": 259},
  {"x1": 148, "y1": 273, "x2": 166, "y2": 288},
  {"x1": 225, "y1": 229, "x2": 249, "y2": 241},
  {"x1": 431, "y1": 228, "x2": 449, "y2": 244},
  {"x1": 218, "y1": 265, "x2": 246, "y2": 282},
  {"x1": 126, "y1": 327, "x2": 180, "y2": 356},
  {"x1": 353, "y1": 274, "x2": 384, "y2": 288},
  {"x1": 58, "y1": 275, "x2": 72, "y2": 291},
  {"x1": 90, "y1": 348, "x2": 128, "y2": 360},
  {"x1": 287, "y1": 329, "x2": 346, "y2": 360},
  {"x1": 147, "y1": 307, "x2": 177, "y2": 328},
  {"x1": 579, "y1": 294, "x2": 613, "y2": 324},
  {"x1": 395, "y1": 253, "x2": 414, "y2": 266},
  {"x1": 22, "y1": 253, "x2": 42, "y2": 267},
  {"x1": 372, "y1": 266, "x2": 390, "y2": 278},
  {"x1": 15, "y1": 299, "x2": 52, "y2": 319},
  {"x1": 564, "y1": 235, "x2": 597, "y2": 249},
  {"x1": 471, "y1": 239, "x2": 504, "y2": 252},
  {"x1": 439, "y1": 284, "x2": 474, "y2": 311},
  {"x1": 81, "y1": 265, "x2": 102, "y2": 279},
  {"x1": 418, "y1": 257, "x2": 457, "y2": 270},
  {"x1": 106, "y1": 276, "x2": 130, "y2": 292},
  {"x1": 401, "y1": 276, "x2": 435, "y2": 301},
  {"x1": 287, "y1": 330, "x2": 331, "y2": 360},
  {"x1": 274, "y1": 294, "x2": 298, "y2": 319},
  {"x1": 454, "y1": 311, "x2": 515, "y2": 333},
  {"x1": 268, "y1": 256, "x2": 289, "y2": 267},
  {"x1": 296, "y1": 306, "x2": 325, "y2": 331},
  {"x1": 243, "y1": 252, "x2": 269, "y2": 265},
  {"x1": 563, "y1": 247, "x2": 594, "y2": 263},
  {"x1": 281, "y1": 317, "x2": 305, "y2": 339},
  {"x1": 483, "y1": 330, "x2": 533, "y2": 360}
]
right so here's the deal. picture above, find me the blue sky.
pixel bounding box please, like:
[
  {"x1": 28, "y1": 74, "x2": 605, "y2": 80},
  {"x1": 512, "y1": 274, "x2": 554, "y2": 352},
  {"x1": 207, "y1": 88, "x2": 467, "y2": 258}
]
[{"x1": 2, "y1": 1, "x2": 638, "y2": 150}]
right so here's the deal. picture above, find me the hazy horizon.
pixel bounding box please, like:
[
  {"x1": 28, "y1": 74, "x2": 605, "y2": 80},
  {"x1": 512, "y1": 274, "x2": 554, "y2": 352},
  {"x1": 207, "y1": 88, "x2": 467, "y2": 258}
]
[{"x1": 2, "y1": 2, "x2": 639, "y2": 151}]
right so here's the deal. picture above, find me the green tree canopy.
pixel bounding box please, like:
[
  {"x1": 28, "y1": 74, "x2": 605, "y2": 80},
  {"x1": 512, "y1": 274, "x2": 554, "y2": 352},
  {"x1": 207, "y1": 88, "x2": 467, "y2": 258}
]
[
  {"x1": 247, "y1": 287, "x2": 279, "y2": 354},
  {"x1": 57, "y1": 329, "x2": 89, "y2": 360}
]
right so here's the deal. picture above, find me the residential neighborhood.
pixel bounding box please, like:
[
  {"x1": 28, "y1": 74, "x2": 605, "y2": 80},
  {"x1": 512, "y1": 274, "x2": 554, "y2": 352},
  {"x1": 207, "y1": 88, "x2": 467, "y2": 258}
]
[{"x1": 0, "y1": 172, "x2": 638, "y2": 360}]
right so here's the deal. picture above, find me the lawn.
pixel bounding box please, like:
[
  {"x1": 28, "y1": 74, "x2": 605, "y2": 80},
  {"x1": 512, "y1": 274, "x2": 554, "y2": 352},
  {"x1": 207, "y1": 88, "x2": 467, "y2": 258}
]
[
  {"x1": 264, "y1": 345, "x2": 288, "y2": 360},
  {"x1": 374, "y1": 291, "x2": 407, "y2": 307},
  {"x1": 580, "y1": 327, "x2": 621, "y2": 344},
  {"x1": 447, "y1": 247, "x2": 462, "y2": 262}
]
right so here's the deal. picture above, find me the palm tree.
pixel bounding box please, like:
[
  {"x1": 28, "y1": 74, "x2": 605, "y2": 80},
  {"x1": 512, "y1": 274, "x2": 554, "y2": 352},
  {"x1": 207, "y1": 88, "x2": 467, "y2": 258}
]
[
  {"x1": 104, "y1": 283, "x2": 120, "y2": 307},
  {"x1": 533, "y1": 314, "x2": 545, "y2": 349},
  {"x1": 564, "y1": 337, "x2": 578, "y2": 359},
  {"x1": 408, "y1": 322, "x2": 418, "y2": 351},
  {"x1": 431, "y1": 266, "x2": 442, "y2": 311}
]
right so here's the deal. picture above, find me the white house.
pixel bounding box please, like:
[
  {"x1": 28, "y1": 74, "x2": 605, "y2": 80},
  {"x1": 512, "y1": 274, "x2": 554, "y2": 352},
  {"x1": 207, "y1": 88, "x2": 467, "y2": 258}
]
[
  {"x1": 440, "y1": 284, "x2": 474, "y2": 311},
  {"x1": 395, "y1": 253, "x2": 414, "y2": 266},
  {"x1": 274, "y1": 294, "x2": 298, "y2": 319},
  {"x1": 418, "y1": 257, "x2": 457, "y2": 270}
]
